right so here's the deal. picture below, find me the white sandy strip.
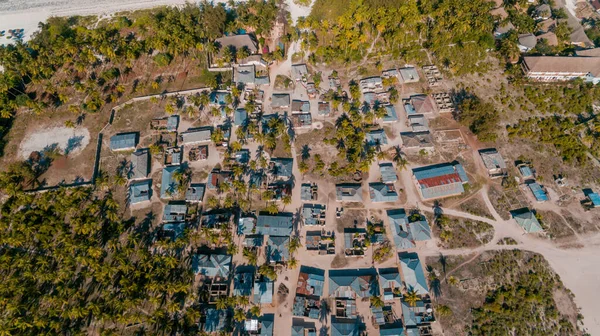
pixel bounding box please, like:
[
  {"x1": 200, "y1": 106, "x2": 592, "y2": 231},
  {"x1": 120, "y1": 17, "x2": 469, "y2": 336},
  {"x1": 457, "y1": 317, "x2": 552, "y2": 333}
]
[
  {"x1": 0, "y1": 0, "x2": 312, "y2": 45},
  {"x1": 19, "y1": 126, "x2": 90, "y2": 159}
]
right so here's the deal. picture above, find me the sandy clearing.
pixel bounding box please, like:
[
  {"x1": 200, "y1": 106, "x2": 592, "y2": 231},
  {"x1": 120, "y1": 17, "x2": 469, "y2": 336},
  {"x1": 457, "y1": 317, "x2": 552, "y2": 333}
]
[
  {"x1": 18, "y1": 126, "x2": 90, "y2": 159},
  {"x1": 0, "y1": 0, "x2": 313, "y2": 45}
]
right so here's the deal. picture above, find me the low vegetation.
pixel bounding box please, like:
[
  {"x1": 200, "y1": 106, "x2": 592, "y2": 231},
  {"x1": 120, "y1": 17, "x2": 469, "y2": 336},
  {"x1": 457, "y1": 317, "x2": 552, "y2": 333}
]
[{"x1": 435, "y1": 214, "x2": 494, "y2": 248}]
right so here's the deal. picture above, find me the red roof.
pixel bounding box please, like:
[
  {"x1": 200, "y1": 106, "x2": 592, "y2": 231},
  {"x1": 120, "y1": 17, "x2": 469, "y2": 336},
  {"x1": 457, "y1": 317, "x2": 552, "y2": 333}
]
[{"x1": 418, "y1": 172, "x2": 462, "y2": 188}]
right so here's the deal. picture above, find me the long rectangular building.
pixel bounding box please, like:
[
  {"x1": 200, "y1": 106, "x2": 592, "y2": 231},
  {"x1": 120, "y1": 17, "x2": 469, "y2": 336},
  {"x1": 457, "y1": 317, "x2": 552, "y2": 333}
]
[
  {"x1": 522, "y1": 56, "x2": 600, "y2": 84},
  {"x1": 412, "y1": 162, "x2": 469, "y2": 200}
]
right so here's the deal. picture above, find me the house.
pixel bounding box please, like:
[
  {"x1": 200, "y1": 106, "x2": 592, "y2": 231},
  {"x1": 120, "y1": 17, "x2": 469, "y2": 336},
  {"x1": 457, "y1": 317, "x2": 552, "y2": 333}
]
[
  {"x1": 381, "y1": 68, "x2": 399, "y2": 79},
  {"x1": 159, "y1": 222, "x2": 186, "y2": 240},
  {"x1": 234, "y1": 64, "x2": 269, "y2": 85},
  {"x1": 150, "y1": 115, "x2": 179, "y2": 131},
  {"x1": 207, "y1": 170, "x2": 233, "y2": 190},
  {"x1": 270, "y1": 158, "x2": 293, "y2": 179},
  {"x1": 200, "y1": 211, "x2": 233, "y2": 230},
  {"x1": 192, "y1": 253, "x2": 232, "y2": 278},
  {"x1": 214, "y1": 34, "x2": 258, "y2": 65},
  {"x1": 291, "y1": 322, "x2": 317, "y2": 336},
  {"x1": 255, "y1": 213, "x2": 294, "y2": 236},
  {"x1": 291, "y1": 113, "x2": 312, "y2": 129},
  {"x1": 110, "y1": 133, "x2": 138, "y2": 151},
  {"x1": 180, "y1": 127, "x2": 212, "y2": 145},
  {"x1": 379, "y1": 268, "x2": 402, "y2": 301},
  {"x1": 267, "y1": 182, "x2": 292, "y2": 201},
  {"x1": 130, "y1": 149, "x2": 150, "y2": 179},
  {"x1": 233, "y1": 268, "x2": 255, "y2": 297},
  {"x1": 238, "y1": 54, "x2": 268, "y2": 67},
  {"x1": 412, "y1": 162, "x2": 469, "y2": 200},
  {"x1": 203, "y1": 308, "x2": 228, "y2": 333},
  {"x1": 165, "y1": 146, "x2": 182, "y2": 165},
  {"x1": 512, "y1": 209, "x2": 543, "y2": 233},
  {"x1": 400, "y1": 132, "x2": 434, "y2": 152},
  {"x1": 292, "y1": 295, "x2": 321, "y2": 318},
  {"x1": 244, "y1": 315, "x2": 274, "y2": 336},
  {"x1": 301, "y1": 183, "x2": 318, "y2": 201},
  {"x1": 399, "y1": 252, "x2": 429, "y2": 295},
  {"x1": 335, "y1": 183, "x2": 363, "y2": 202},
  {"x1": 160, "y1": 165, "x2": 181, "y2": 198},
  {"x1": 271, "y1": 93, "x2": 291, "y2": 108},
  {"x1": 401, "y1": 300, "x2": 435, "y2": 327},
  {"x1": 302, "y1": 203, "x2": 327, "y2": 226},
  {"x1": 379, "y1": 163, "x2": 397, "y2": 183},
  {"x1": 518, "y1": 164, "x2": 534, "y2": 179},
  {"x1": 534, "y1": 4, "x2": 551, "y2": 20},
  {"x1": 479, "y1": 148, "x2": 507, "y2": 178},
  {"x1": 528, "y1": 182, "x2": 549, "y2": 202},
  {"x1": 163, "y1": 203, "x2": 187, "y2": 222},
  {"x1": 306, "y1": 231, "x2": 335, "y2": 254},
  {"x1": 522, "y1": 56, "x2": 600, "y2": 84},
  {"x1": 344, "y1": 228, "x2": 368, "y2": 256},
  {"x1": 359, "y1": 76, "x2": 384, "y2": 92},
  {"x1": 267, "y1": 236, "x2": 290, "y2": 263},
  {"x1": 366, "y1": 129, "x2": 388, "y2": 147},
  {"x1": 331, "y1": 318, "x2": 360, "y2": 336},
  {"x1": 369, "y1": 183, "x2": 399, "y2": 202},
  {"x1": 537, "y1": 19, "x2": 556, "y2": 34},
  {"x1": 253, "y1": 279, "x2": 274, "y2": 304},
  {"x1": 494, "y1": 21, "x2": 515, "y2": 38},
  {"x1": 404, "y1": 95, "x2": 435, "y2": 115},
  {"x1": 408, "y1": 217, "x2": 432, "y2": 241},
  {"x1": 399, "y1": 67, "x2": 420, "y2": 83},
  {"x1": 292, "y1": 64, "x2": 309, "y2": 81},
  {"x1": 234, "y1": 108, "x2": 248, "y2": 126},
  {"x1": 387, "y1": 209, "x2": 415, "y2": 250},
  {"x1": 490, "y1": 6, "x2": 509, "y2": 20},
  {"x1": 186, "y1": 183, "x2": 205, "y2": 202},
  {"x1": 587, "y1": 192, "x2": 600, "y2": 208},
  {"x1": 329, "y1": 269, "x2": 379, "y2": 298},
  {"x1": 296, "y1": 266, "x2": 325, "y2": 297},
  {"x1": 318, "y1": 101, "x2": 331, "y2": 116},
  {"x1": 408, "y1": 114, "x2": 428, "y2": 132},
  {"x1": 129, "y1": 179, "x2": 152, "y2": 204},
  {"x1": 379, "y1": 324, "x2": 406, "y2": 336},
  {"x1": 291, "y1": 100, "x2": 310, "y2": 114},
  {"x1": 537, "y1": 32, "x2": 558, "y2": 46},
  {"x1": 382, "y1": 105, "x2": 398, "y2": 123},
  {"x1": 333, "y1": 298, "x2": 358, "y2": 318},
  {"x1": 518, "y1": 33, "x2": 537, "y2": 52},
  {"x1": 189, "y1": 145, "x2": 208, "y2": 161}
]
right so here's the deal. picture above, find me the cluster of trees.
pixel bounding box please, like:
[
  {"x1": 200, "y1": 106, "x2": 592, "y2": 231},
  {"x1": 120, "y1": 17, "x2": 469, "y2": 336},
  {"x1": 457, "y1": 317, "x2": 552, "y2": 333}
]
[
  {"x1": 299, "y1": 0, "x2": 494, "y2": 74},
  {"x1": 457, "y1": 95, "x2": 500, "y2": 142},
  {"x1": 470, "y1": 251, "x2": 578, "y2": 335},
  {"x1": 0, "y1": 187, "x2": 201, "y2": 334}
]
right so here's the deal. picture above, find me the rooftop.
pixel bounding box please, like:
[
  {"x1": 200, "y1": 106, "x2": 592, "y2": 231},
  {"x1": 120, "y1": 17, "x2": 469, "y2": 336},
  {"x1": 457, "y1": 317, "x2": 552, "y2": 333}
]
[
  {"x1": 335, "y1": 183, "x2": 363, "y2": 202},
  {"x1": 129, "y1": 179, "x2": 152, "y2": 204},
  {"x1": 186, "y1": 183, "x2": 205, "y2": 202},
  {"x1": 192, "y1": 253, "x2": 232, "y2": 278},
  {"x1": 110, "y1": 132, "x2": 138, "y2": 151},
  {"x1": 523, "y1": 56, "x2": 600, "y2": 77},
  {"x1": 379, "y1": 163, "x2": 397, "y2": 183},
  {"x1": 369, "y1": 183, "x2": 399, "y2": 202},
  {"x1": 412, "y1": 162, "x2": 469, "y2": 199},
  {"x1": 399, "y1": 252, "x2": 429, "y2": 295},
  {"x1": 267, "y1": 235, "x2": 290, "y2": 263},
  {"x1": 215, "y1": 34, "x2": 258, "y2": 54},
  {"x1": 256, "y1": 213, "x2": 294, "y2": 236},
  {"x1": 329, "y1": 269, "x2": 379, "y2": 298},
  {"x1": 271, "y1": 93, "x2": 291, "y2": 107},
  {"x1": 130, "y1": 149, "x2": 150, "y2": 179},
  {"x1": 296, "y1": 266, "x2": 326, "y2": 297},
  {"x1": 512, "y1": 209, "x2": 543, "y2": 233},
  {"x1": 160, "y1": 165, "x2": 181, "y2": 198},
  {"x1": 528, "y1": 182, "x2": 549, "y2": 202}
]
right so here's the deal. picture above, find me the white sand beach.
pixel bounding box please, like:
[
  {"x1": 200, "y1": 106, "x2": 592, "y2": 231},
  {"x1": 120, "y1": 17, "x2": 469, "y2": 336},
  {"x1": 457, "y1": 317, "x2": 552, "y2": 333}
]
[{"x1": 0, "y1": 0, "x2": 311, "y2": 45}]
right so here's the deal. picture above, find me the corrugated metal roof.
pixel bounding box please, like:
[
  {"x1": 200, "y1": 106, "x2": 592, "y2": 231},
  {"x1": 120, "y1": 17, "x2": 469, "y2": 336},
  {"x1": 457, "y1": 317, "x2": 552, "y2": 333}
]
[
  {"x1": 590, "y1": 192, "x2": 600, "y2": 206},
  {"x1": 160, "y1": 165, "x2": 180, "y2": 198},
  {"x1": 399, "y1": 254, "x2": 429, "y2": 295},
  {"x1": 110, "y1": 133, "x2": 137, "y2": 150},
  {"x1": 379, "y1": 163, "x2": 397, "y2": 183},
  {"x1": 203, "y1": 308, "x2": 227, "y2": 332},
  {"x1": 129, "y1": 179, "x2": 152, "y2": 204},
  {"x1": 256, "y1": 214, "x2": 293, "y2": 235},
  {"x1": 528, "y1": 182, "x2": 548, "y2": 202},
  {"x1": 193, "y1": 254, "x2": 231, "y2": 277},
  {"x1": 382, "y1": 104, "x2": 398, "y2": 122},
  {"x1": 253, "y1": 281, "x2": 273, "y2": 304},
  {"x1": 267, "y1": 236, "x2": 290, "y2": 262}
]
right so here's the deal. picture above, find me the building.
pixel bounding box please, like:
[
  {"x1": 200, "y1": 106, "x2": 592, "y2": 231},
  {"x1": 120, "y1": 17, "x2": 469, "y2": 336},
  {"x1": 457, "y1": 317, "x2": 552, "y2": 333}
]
[
  {"x1": 296, "y1": 266, "x2": 325, "y2": 297},
  {"x1": 335, "y1": 183, "x2": 363, "y2": 202},
  {"x1": 192, "y1": 253, "x2": 232, "y2": 278},
  {"x1": 186, "y1": 183, "x2": 205, "y2": 202},
  {"x1": 291, "y1": 113, "x2": 312, "y2": 129},
  {"x1": 379, "y1": 268, "x2": 402, "y2": 301},
  {"x1": 180, "y1": 127, "x2": 212, "y2": 145},
  {"x1": 234, "y1": 108, "x2": 248, "y2": 126},
  {"x1": 412, "y1": 162, "x2": 469, "y2": 200},
  {"x1": 479, "y1": 148, "x2": 507, "y2": 178},
  {"x1": 522, "y1": 56, "x2": 600, "y2": 84},
  {"x1": 233, "y1": 268, "x2": 255, "y2": 297},
  {"x1": 401, "y1": 300, "x2": 435, "y2": 327},
  {"x1": 359, "y1": 76, "x2": 384, "y2": 92},
  {"x1": 270, "y1": 158, "x2": 293, "y2": 179},
  {"x1": 201, "y1": 211, "x2": 233, "y2": 229},
  {"x1": 366, "y1": 129, "x2": 388, "y2": 147},
  {"x1": 160, "y1": 165, "x2": 181, "y2": 198},
  {"x1": 292, "y1": 100, "x2": 310, "y2": 114},
  {"x1": 302, "y1": 204, "x2": 327, "y2": 226},
  {"x1": 518, "y1": 33, "x2": 537, "y2": 52},
  {"x1": 537, "y1": 31, "x2": 558, "y2": 46},
  {"x1": 387, "y1": 209, "x2": 415, "y2": 250},
  {"x1": 400, "y1": 132, "x2": 434, "y2": 152},
  {"x1": 587, "y1": 192, "x2": 600, "y2": 208},
  {"x1": 379, "y1": 163, "x2": 397, "y2": 183},
  {"x1": 381, "y1": 68, "x2": 399, "y2": 78},
  {"x1": 331, "y1": 317, "x2": 360, "y2": 336},
  {"x1": 244, "y1": 315, "x2": 274, "y2": 336},
  {"x1": 267, "y1": 236, "x2": 290, "y2": 263},
  {"x1": 329, "y1": 269, "x2": 379, "y2": 298},
  {"x1": 253, "y1": 279, "x2": 274, "y2": 304},
  {"x1": 189, "y1": 145, "x2": 208, "y2": 161},
  {"x1": 379, "y1": 324, "x2": 406, "y2": 336},
  {"x1": 399, "y1": 252, "x2": 429, "y2": 295},
  {"x1": 214, "y1": 34, "x2": 258, "y2": 62},
  {"x1": 534, "y1": 4, "x2": 551, "y2": 20},
  {"x1": 528, "y1": 182, "x2": 549, "y2": 202},
  {"x1": 129, "y1": 179, "x2": 152, "y2": 204},
  {"x1": 234, "y1": 64, "x2": 269, "y2": 85},
  {"x1": 150, "y1": 115, "x2": 179, "y2": 131},
  {"x1": 165, "y1": 146, "x2": 182, "y2": 165},
  {"x1": 110, "y1": 133, "x2": 138, "y2": 151},
  {"x1": 404, "y1": 95, "x2": 435, "y2": 116},
  {"x1": 130, "y1": 149, "x2": 150, "y2": 179},
  {"x1": 163, "y1": 203, "x2": 187, "y2": 222},
  {"x1": 512, "y1": 209, "x2": 543, "y2": 232},
  {"x1": 369, "y1": 183, "x2": 399, "y2": 202},
  {"x1": 255, "y1": 213, "x2": 294, "y2": 236},
  {"x1": 408, "y1": 114, "x2": 428, "y2": 132},
  {"x1": 271, "y1": 93, "x2": 291, "y2": 109},
  {"x1": 292, "y1": 64, "x2": 309, "y2": 81},
  {"x1": 159, "y1": 222, "x2": 186, "y2": 240},
  {"x1": 382, "y1": 105, "x2": 398, "y2": 123},
  {"x1": 494, "y1": 21, "x2": 515, "y2": 38},
  {"x1": 318, "y1": 101, "x2": 331, "y2": 115},
  {"x1": 399, "y1": 67, "x2": 420, "y2": 83},
  {"x1": 207, "y1": 170, "x2": 233, "y2": 190}
]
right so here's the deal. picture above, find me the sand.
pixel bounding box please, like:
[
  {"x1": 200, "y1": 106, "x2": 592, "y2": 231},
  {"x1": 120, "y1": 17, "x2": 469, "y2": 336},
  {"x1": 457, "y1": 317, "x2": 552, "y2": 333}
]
[
  {"x1": 0, "y1": 0, "x2": 313, "y2": 45},
  {"x1": 18, "y1": 126, "x2": 90, "y2": 159}
]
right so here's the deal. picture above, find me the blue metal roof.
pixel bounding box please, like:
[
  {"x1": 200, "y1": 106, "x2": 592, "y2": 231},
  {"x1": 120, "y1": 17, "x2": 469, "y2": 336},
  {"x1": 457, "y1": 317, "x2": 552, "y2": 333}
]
[
  {"x1": 253, "y1": 280, "x2": 273, "y2": 304},
  {"x1": 382, "y1": 105, "x2": 398, "y2": 122},
  {"x1": 192, "y1": 254, "x2": 231, "y2": 277},
  {"x1": 110, "y1": 133, "x2": 137, "y2": 150},
  {"x1": 399, "y1": 253, "x2": 429, "y2": 295},
  {"x1": 256, "y1": 214, "x2": 293, "y2": 235},
  {"x1": 387, "y1": 209, "x2": 415, "y2": 250},
  {"x1": 129, "y1": 179, "x2": 152, "y2": 204},
  {"x1": 528, "y1": 182, "x2": 548, "y2": 202},
  {"x1": 234, "y1": 271, "x2": 254, "y2": 296},
  {"x1": 329, "y1": 269, "x2": 379, "y2": 298},
  {"x1": 234, "y1": 108, "x2": 248, "y2": 126},
  {"x1": 267, "y1": 236, "x2": 290, "y2": 262},
  {"x1": 404, "y1": 102, "x2": 416, "y2": 115},
  {"x1": 161, "y1": 222, "x2": 186, "y2": 240},
  {"x1": 160, "y1": 165, "x2": 180, "y2": 198},
  {"x1": 413, "y1": 164, "x2": 456, "y2": 181},
  {"x1": 366, "y1": 129, "x2": 388, "y2": 146},
  {"x1": 331, "y1": 319, "x2": 359, "y2": 336},
  {"x1": 203, "y1": 308, "x2": 228, "y2": 332},
  {"x1": 590, "y1": 192, "x2": 600, "y2": 206},
  {"x1": 519, "y1": 166, "x2": 533, "y2": 177}
]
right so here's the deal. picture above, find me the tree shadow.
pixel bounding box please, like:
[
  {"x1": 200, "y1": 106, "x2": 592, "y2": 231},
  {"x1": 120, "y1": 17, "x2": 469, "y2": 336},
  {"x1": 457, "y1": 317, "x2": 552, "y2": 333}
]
[
  {"x1": 301, "y1": 144, "x2": 311, "y2": 160},
  {"x1": 65, "y1": 136, "x2": 85, "y2": 155}
]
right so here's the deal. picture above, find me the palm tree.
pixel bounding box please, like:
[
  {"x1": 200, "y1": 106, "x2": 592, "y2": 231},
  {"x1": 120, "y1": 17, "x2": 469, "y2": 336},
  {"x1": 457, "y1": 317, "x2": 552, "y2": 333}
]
[
  {"x1": 404, "y1": 288, "x2": 421, "y2": 307},
  {"x1": 447, "y1": 276, "x2": 459, "y2": 286},
  {"x1": 233, "y1": 308, "x2": 246, "y2": 322},
  {"x1": 370, "y1": 295, "x2": 384, "y2": 308},
  {"x1": 436, "y1": 304, "x2": 452, "y2": 317},
  {"x1": 288, "y1": 236, "x2": 302, "y2": 254},
  {"x1": 249, "y1": 305, "x2": 261, "y2": 317}
]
